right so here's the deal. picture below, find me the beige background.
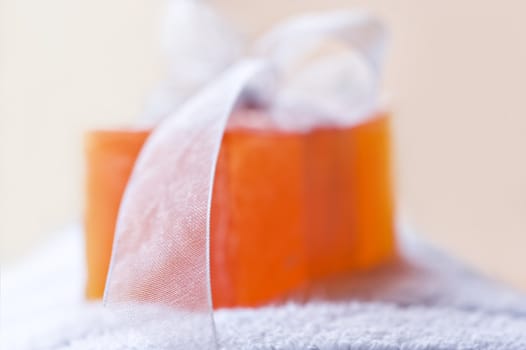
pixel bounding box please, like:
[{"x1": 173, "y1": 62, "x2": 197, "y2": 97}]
[{"x1": 1, "y1": 1, "x2": 525, "y2": 290}]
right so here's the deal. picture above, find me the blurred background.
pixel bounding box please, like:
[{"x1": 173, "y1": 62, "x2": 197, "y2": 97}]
[{"x1": 1, "y1": 0, "x2": 525, "y2": 290}]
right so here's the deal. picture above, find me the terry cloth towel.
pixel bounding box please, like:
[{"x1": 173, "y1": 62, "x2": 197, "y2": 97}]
[{"x1": 2, "y1": 224, "x2": 526, "y2": 350}]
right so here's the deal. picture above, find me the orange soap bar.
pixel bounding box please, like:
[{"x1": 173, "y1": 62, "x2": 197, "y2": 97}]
[
  {"x1": 210, "y1": 113, "x2": 395, "y2": 307},
  {"x1": 84, "y1": 113, "x2": 395, "y2": 306},
  {"x1": 84, "y1": 129, "x2": 150, "y2": 299}
]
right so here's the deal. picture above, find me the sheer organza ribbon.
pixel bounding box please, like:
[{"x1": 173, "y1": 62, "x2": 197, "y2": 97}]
[{"x1": 104, "y1": 10, "x2": 387, "y2": 349}]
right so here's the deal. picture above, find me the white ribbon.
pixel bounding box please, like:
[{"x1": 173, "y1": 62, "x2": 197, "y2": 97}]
[{"x1": 104, "y1": 10, "x2": 387, "y2": 349}]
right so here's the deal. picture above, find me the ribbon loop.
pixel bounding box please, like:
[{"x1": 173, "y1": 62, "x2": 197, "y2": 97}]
[{"x1": 253, "y1": 11, "x2": 387, "y2": 130}]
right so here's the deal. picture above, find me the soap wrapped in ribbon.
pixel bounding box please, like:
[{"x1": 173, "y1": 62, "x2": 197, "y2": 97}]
[{"x1": 84, "y1": 5, "x2": 395, "y2": 348}]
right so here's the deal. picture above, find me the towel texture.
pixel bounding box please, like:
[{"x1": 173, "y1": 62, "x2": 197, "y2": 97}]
[{"x1": 2, "y1": 225, "x2": 526, "y2": 350}]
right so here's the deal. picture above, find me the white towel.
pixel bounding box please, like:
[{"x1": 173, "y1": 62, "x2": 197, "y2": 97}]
[{"x1": 2, "y1": 225, "x2": 526, "y2": 350}]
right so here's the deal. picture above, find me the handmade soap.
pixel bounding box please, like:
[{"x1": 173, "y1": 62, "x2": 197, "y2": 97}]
[
  {"x1": 84, "y1": 113, "x2": 395, "y2": 306},
  {"x1": 210, "y1": 113, "x2": 395, "y2": 307}
]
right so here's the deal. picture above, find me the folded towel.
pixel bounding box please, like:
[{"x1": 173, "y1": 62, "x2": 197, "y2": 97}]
[{"x1": 2, "y1": 225, "x2": 526, "y2": 350}]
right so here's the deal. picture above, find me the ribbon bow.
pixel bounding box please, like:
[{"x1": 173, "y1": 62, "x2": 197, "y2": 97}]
[{"x1": 104, "y1": 8, "x2": 387, "y2": 349}]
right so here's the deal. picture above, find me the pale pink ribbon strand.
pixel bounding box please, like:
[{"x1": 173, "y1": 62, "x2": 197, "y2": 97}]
[{"x1": 104, "y1": 10, "x2": 386, "y2": 349}]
